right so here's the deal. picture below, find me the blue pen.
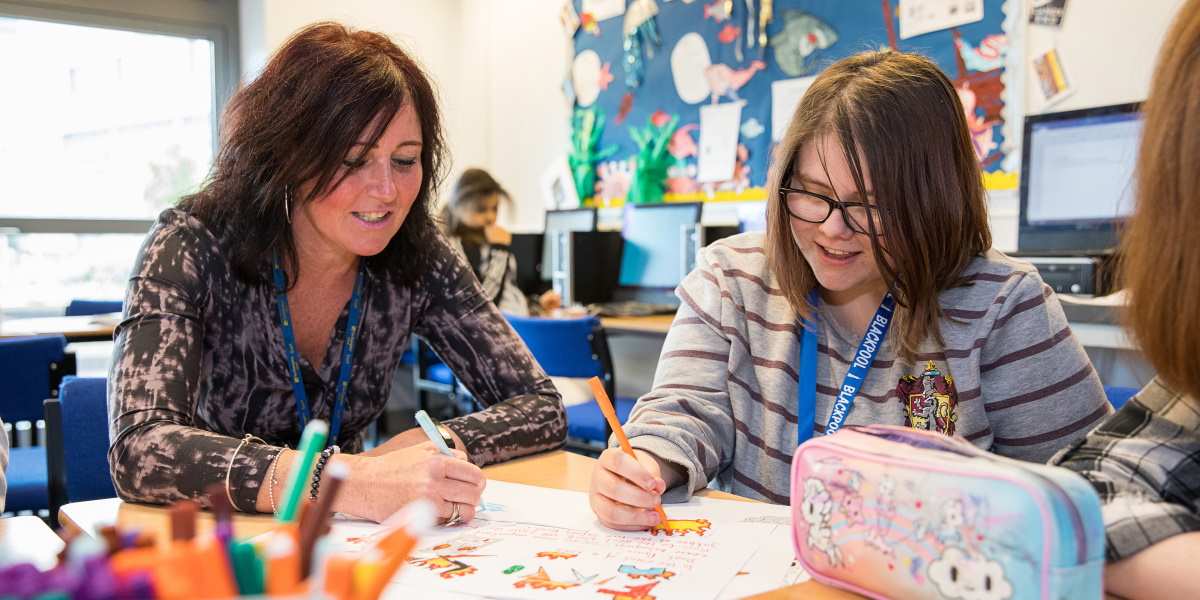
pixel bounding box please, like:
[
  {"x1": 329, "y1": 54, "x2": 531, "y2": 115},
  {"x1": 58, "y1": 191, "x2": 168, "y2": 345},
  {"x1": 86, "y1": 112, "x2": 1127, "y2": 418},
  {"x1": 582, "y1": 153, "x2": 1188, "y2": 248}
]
[{"x1": 414, "y1": 410, "x2": 455, "y2": 456}]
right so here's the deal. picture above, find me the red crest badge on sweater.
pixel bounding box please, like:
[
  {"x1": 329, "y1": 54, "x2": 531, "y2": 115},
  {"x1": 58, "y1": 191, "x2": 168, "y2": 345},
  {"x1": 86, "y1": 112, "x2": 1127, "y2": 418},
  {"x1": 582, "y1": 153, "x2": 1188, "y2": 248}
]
[{"x1": 897, "y1": 361, "x2": 959, "y2": 435}]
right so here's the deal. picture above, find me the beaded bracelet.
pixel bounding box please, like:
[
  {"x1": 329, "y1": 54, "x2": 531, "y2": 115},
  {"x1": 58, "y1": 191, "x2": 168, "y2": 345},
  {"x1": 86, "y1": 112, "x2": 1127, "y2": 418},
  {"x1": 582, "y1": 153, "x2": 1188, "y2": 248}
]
[
  {"x1": 310, "y1": 445, "x2": 341, "y2": 502},
  {"x1": 267, "y1": 450, "x2": 283, "y2": 514}
]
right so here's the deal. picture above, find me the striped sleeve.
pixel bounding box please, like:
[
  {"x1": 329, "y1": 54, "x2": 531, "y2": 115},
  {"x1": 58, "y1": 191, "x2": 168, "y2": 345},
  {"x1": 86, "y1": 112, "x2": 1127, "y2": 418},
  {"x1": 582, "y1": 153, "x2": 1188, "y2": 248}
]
[
  {"x1": 978, "y1": 271, "x2": 1111, "y2": 461},
  {"x1": 624, "y1": 247, "x2": 736, "y2": 503}
]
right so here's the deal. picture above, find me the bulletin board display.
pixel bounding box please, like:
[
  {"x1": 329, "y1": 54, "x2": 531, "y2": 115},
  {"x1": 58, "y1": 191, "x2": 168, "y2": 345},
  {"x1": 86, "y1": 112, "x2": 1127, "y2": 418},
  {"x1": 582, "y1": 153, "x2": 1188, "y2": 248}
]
[{"x1": 567, "y1": 0, "x2": 1015, "y2": 207}]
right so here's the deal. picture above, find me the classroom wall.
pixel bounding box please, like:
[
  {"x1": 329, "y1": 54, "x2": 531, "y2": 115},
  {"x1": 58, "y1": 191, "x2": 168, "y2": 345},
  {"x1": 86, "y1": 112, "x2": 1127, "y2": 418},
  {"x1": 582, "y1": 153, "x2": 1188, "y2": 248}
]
[{"x1": 1024, "y1": 0, "x2": 1185, "y2": 115}]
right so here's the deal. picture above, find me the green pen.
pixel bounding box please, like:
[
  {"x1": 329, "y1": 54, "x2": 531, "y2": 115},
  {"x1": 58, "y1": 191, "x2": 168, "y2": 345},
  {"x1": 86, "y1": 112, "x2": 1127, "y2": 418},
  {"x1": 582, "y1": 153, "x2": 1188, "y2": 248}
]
[{"x1": 277, "y1": 419, "x2": 328, "y2": 523}]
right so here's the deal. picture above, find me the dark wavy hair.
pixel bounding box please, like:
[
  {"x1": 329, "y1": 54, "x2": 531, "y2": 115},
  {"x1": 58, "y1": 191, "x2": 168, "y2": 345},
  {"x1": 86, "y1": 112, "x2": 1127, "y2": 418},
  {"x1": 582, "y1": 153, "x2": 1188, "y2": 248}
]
[{"x1": 180, "y1": 22, "x2": 447, "y2": 287}]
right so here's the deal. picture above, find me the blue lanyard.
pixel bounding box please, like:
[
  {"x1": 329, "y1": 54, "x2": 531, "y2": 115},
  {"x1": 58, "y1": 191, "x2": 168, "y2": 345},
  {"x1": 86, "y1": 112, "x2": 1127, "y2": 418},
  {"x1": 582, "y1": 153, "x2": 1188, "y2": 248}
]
[
  {"x1": 796, "y1": 292, "x2": 896, "y2": 445},
  {"x1": 272, "y1": 255, "x2": 366, "y2": 445}
]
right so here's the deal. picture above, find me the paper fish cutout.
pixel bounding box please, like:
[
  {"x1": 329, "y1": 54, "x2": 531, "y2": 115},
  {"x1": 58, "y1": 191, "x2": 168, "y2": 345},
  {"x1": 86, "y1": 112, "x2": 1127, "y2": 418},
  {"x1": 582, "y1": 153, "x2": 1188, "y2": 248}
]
[
  {"x1": 771, "y1": 10, "x2": 839, "y2": 77},
  {"x1": 740, "y1": 118, "x2": 764, "y2": 139},
  {"x1": 718, "y1": 24, "x2": 740, "y2": 44},
  {"x1": 703, "y1": 0, "x2": 731, "y2": 22},
  {"x1": 704, "y1": 60, "x2": 765, "y2": 103},
  {"x1": 956, "y1": 34, "x2": 1008, "y2": 73}
]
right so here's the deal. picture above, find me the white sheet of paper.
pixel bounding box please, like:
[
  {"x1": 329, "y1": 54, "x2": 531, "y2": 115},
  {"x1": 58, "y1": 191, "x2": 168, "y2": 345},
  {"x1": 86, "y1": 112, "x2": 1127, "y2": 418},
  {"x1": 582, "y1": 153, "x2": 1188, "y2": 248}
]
[
  {"x1": 698, "y1": 101, "x2": 744, "y2": 183},
  {"x1": 899, "y1": 0, "x2": 984, "y2": 39},
  {"x1": 582, "y1": 0, "x2": 626, "y2": 21},
  {"x1": 771, "y1": 77, "x2": 816, "y2": 142},
  {"x1": 323, "y1": 481, "x2": 800, "y2": 600}
]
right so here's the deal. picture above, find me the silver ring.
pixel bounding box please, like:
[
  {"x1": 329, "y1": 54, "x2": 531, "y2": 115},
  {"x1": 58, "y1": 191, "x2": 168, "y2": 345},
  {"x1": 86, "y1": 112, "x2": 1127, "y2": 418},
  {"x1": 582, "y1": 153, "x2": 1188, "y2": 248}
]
[{"x1": 444, "y1": 501, "x2": 462, "y2": 527}]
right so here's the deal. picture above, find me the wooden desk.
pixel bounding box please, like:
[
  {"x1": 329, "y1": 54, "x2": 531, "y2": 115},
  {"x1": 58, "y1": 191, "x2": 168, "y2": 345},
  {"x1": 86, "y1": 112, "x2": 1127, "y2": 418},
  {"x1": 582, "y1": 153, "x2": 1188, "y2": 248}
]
[
  {"x1": 1, "y1": 515, "x2": 65, "y2": 570},
  {"x1": 59, "y1": 450, "x2": 854, "y2": 599},
  {"x1": 600, "y1": 314, "x2": 674, "y2": 336},
  {"x1": 0, "y1": 313, "x2": 119, "y2": 342}
]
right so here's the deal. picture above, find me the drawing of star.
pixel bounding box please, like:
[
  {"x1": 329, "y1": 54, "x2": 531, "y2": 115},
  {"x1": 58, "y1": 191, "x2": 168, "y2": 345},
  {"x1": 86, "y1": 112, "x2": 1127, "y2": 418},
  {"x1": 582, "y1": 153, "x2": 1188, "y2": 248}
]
[{"x1": 598, "y1": 62, "x2": 614, "y2": 91}]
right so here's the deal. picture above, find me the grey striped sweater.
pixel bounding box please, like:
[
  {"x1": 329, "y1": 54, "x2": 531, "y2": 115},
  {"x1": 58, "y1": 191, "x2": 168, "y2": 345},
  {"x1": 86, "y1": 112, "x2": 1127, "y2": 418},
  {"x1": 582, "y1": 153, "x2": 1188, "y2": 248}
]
[{"x1": 624, "y1": 232, "x2": 1111, "y2": 505}]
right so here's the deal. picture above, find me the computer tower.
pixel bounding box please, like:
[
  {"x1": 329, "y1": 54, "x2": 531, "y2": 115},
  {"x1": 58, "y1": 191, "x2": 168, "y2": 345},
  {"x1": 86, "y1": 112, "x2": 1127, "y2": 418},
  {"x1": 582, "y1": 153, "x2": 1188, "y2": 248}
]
[
  {"x1": 509, "y1": 233, "x2": 550, "y2": 296},
  {"x1": 548, "y1": 230, "x2": 624, "y2": 306}
]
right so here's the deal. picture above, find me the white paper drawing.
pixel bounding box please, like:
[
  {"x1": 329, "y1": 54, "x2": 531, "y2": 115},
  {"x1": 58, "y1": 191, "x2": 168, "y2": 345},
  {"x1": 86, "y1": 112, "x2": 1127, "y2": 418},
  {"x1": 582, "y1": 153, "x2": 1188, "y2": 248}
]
[
  {"x1": 324, "y1": 481, "x2": 801, "y2": 600},
  {"x1": 670, "y1": 32, "x2": 713, "y2": 104},
  {"x1": 771, "y1": 77, "x2": 816, "y2": 142},
  {"x1": 899, "y1": 0, "x2": 984, "y2": 40},
  {"x1": 697, "y1": 101, "x2": 743, "y2": 183},
  {"x1": 572, "y1": 50, "x2": 603, "y2": 107}
]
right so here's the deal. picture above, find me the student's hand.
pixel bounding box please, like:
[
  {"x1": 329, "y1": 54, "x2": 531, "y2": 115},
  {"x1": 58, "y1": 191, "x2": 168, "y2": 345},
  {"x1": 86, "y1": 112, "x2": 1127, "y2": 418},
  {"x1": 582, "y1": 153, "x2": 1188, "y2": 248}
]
[
  {"x1": 340, "y1": 443, "x2": 486, "y2": 524},
  {"x1": 538, "y1": 290, "x2": 562, "y2": 311},
  {"x1": 484, "y1": 224, "x2": 511, "y2": 246},
  {"x1": 589, "y1": 447, "x2": 668, "y2": 531}
]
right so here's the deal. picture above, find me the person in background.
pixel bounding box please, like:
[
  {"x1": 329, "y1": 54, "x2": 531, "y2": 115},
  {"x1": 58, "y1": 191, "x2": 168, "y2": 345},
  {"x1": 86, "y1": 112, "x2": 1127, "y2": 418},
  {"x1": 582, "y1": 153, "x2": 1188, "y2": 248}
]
[
  {"x1": 590, "y1": 49, "x2": 1110, "y2": 529},
  {"x1": 108, "y1": 23, "x2": 565, "y2": 525},
  {"x1": 441, "y1": 168, "x2": 560, "y2": 315},
  {"x1": 1052, "y1": 3, "x2": 1200, "y2": 598}
]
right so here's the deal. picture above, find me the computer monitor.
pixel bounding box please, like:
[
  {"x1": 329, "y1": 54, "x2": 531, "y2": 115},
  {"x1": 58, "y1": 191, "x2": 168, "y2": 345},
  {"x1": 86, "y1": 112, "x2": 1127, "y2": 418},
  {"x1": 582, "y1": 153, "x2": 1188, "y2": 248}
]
[
  {"x1": 540, "y1": 208, "x2": 597, "y2": 281},
  {"x1": 509, "y1": 233, "x2": 548, "y2": 296},
  {"x1": 1018, "y1": 102, "x2": 1142, "y2": 254},
  {"x1": 618, "y1": 203, "x2": 703, "y2": 289}
]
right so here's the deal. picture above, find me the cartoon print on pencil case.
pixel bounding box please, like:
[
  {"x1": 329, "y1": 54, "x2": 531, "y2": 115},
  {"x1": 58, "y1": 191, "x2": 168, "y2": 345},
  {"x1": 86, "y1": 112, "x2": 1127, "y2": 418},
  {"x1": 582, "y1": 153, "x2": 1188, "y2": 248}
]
[
  {"x1": 512, "y1": 566, "x2": 599, "y2": 590},
  {"x1": 928, "y1": 547, "x2": 1014, "y2": 600},
  {"x1": 598, "y1": 581, "x2": 660, "y2": 600},
  {"x1": 799, "y1": 478, "x2": 841, "y2": 566},
  {"x1": 409, "y1": 539, "x2": 496, "y2": 579},
  {"x1": 648, "y1": 518, "x2": 711, "y2": 537},
  {"x1": 617, "y1": 564, "x2": 676, "y2": 580}
]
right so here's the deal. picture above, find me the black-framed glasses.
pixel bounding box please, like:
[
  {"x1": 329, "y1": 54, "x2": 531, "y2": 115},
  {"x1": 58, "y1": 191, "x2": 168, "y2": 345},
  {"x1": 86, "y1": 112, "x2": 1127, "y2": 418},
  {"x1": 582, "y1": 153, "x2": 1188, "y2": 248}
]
[{"x1": 778, "y1": 181, "x2": 885, "y2": 236}]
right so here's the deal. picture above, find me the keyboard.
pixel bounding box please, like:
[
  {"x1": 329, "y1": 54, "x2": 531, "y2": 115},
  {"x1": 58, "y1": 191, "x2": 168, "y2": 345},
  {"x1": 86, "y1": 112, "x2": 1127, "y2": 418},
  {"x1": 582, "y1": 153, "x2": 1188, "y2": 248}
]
[{"x1": 589, "y1": 301, "x2": 680, "y2": 318}]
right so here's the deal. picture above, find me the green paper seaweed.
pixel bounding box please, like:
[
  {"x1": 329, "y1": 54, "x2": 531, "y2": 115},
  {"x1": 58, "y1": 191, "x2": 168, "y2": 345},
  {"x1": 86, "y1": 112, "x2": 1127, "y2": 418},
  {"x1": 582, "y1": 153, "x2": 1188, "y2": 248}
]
[
  {"x1": 627, "y1": 114, "x2": 678, "y2": 205},
  {"x1": 567, "y1": 108, "x2": 618, "y2": 202}
]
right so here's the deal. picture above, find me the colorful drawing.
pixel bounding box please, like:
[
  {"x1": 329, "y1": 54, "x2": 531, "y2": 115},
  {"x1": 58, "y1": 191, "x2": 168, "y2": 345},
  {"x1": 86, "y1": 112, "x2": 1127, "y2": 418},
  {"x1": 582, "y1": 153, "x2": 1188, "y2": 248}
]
[
  {"x1": 598, "y1": 62, "x2": 614, "y2": 91},
  {"x1": 410, "y1": 555, "x2": 478, "y2": 579},
  {"x1": 581, "y1": 12, "x2": 600, "y2": 35},
  {"x1": 718, "y1": 24, "x2": 740, "y2": 44},
  {"x1": 771, "y1": 10, "x2": 839, "y2": 77},
  {"x1": 667, "y1": 123, "x2": 699, "y2": 159},
  {"x1": 897, "y1": 361, "x2": 960, "y2": 436},
  {"x1": 703, "y1": 0, "x2": 731, "y2": 22},
  {"x1": 618, "y1": 564, "x2": 676, "y2": 580},
  {"x1": 704, "y1": 60, "x2": 766, "y2": 103},
  {"x1": 616, "y1": 92, "x2": 635, "y2": 125},
  {"x1": 536, "y1": 551, "x2": 579, "y2": 560},
  {"x1": 955, "y1": 34, "x2": 1008, "y2": 73},
  {"x1": 628, "y1": 114, "x2": 679, "y2": 204},
  {"x1": 649, "y1": 518, "x2": 711, "y2": 537},
  {"x1": 503, "y1": 565, "x2": 525, "y2": 575},
  {"x1": 598, "y1": 581, "x2": 660, "y2": 600},
  {"x1": 513, "y1": 566, "x2": 582, "y2": 591},
  {"x1": 568, "y1": 108, "x2": 619, "y2": 200}
]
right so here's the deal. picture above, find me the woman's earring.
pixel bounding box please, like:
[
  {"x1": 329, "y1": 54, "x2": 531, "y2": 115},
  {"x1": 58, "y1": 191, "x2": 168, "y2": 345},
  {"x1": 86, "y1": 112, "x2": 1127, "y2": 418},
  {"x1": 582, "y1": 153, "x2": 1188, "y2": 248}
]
[{"x1": 284, "y1": 186, "x2": 293, "y2": 224}]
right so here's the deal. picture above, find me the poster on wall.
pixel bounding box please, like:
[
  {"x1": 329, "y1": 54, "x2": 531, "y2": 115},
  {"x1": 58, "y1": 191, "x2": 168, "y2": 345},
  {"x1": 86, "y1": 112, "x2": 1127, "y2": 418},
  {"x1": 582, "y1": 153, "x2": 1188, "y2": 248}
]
[
  {"x1": 698, "y1": 101, "x2": 744, "y2": 183},
  {"x1": 568, "y1": 0, "x2": 1015, "y2": 202},
  {"x1": 899, "y1": 0, "x2": 985, "y2": 40},
  {"x1": 1029, "y1": 0, "x2": 1067, "y2": 27}
]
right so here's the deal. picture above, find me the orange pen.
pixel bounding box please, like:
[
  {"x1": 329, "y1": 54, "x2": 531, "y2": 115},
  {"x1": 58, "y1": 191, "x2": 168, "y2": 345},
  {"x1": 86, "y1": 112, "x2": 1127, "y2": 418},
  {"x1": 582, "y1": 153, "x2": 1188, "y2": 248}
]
[{"x1": 587, "y1": 376, "x2": 670, "y2": 530}]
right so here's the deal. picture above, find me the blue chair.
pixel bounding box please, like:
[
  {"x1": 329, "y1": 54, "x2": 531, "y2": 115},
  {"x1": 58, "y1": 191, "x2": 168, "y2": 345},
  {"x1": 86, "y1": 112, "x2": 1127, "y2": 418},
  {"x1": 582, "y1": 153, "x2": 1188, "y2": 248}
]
[
  {"x1": 44, "y1": 377, "x2": 116, "y2": 526},
  {"x1": 504, "y1": 314, "x2": 635, "y2": 451},
  {"x1": 0, "y1": 335, "x2": 69, "y2": 514},
  {"x1": 64, "y1": 299, "x2": 122, "y2": 317},
  {"x1": 409, "y1": 337, "x2": 461, "y2": 417},
  {"x1": 1104, "y1": 385, "x2": 1139, "y2": 410}
]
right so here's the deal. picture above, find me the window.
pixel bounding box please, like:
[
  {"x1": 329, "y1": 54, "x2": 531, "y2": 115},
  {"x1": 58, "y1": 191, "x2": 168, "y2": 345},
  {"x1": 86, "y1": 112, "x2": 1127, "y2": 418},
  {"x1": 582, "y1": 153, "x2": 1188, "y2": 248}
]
[{"x1": 0, "y1": 1, "x2": 237, "y2": 313}]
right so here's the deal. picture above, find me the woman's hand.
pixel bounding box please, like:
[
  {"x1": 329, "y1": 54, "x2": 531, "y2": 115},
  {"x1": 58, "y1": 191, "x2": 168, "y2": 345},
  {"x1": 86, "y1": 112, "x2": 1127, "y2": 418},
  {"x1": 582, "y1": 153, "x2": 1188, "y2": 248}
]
[
  {"x1": 337, "y1": 443, "x2": 486, "y2": 524},
  {"x1": 589, "y1": 447, "x2": 669, "y2": 531},
  {"x1": 484, "y1": 224, "x2": 511, "y2": 246}
]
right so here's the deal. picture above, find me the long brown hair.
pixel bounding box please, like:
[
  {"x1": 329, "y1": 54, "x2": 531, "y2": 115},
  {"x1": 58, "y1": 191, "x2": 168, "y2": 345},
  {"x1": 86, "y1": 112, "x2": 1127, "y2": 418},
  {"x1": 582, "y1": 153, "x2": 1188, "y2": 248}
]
[
  {"x1": 181, "y1": 22, "x2": 448, "y2": 286},
  {"x1": 1120, "y1": 0, "x2": 1200, "y2": 399},
  {"x1": 765, "y1": 49, "x2": 991, "y2": 357}
]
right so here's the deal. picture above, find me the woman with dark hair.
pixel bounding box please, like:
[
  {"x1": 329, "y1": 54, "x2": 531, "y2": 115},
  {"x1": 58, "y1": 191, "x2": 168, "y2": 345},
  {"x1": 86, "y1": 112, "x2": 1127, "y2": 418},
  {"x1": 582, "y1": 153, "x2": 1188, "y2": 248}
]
[
  {"x1": 1052, "y1": 3, "x2": 1200, "y2": 596},
  {"x1": 107, "y1": 23, "x2": 565, "y2": 524},
  {"x1": 590, "y1": 49, "x2": 1110, "y2": 529},
  {"x1": 441, "y1": 168, "x2": 560, "y2": 315}
]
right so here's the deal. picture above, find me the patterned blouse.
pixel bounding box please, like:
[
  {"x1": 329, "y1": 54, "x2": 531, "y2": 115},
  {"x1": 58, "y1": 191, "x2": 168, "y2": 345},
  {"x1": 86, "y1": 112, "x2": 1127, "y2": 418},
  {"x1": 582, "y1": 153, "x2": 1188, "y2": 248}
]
[
  {"x1": 107, "y1": 209, "x2": 565, "y2": 512},
  {"x1": 1052, "y1": 377, "x2": 1200, "y2": 560}
]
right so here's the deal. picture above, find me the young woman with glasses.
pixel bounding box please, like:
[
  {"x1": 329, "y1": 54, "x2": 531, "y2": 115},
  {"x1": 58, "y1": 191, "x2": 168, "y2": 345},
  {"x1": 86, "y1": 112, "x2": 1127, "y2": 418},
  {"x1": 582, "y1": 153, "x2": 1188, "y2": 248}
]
[{"x1": 589, "y1": 49, "x2": 1110, "y2": 528}]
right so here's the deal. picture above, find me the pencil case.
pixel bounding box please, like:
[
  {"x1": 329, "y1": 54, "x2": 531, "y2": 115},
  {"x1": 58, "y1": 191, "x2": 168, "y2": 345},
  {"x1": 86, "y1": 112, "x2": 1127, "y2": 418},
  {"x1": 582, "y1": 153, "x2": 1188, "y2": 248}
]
[{"x1": 789, "y1": 424, "x2": 1105, "y2": 600}]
